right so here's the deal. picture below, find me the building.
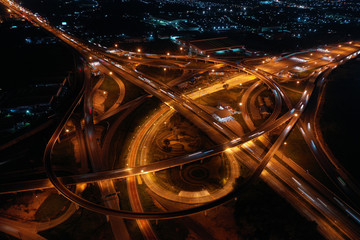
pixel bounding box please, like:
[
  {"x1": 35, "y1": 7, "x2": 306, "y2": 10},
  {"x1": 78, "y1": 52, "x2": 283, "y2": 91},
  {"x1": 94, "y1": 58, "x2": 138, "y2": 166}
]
[
  {"x1": 149, "y1": 16, "x2": 199, "y2": 31},
  {"x1": 179, "y1": 37, "x2": 244, "y2": 56},
  {"x1": 212, "y1": 109, "x2": 234, "y2": 122}
]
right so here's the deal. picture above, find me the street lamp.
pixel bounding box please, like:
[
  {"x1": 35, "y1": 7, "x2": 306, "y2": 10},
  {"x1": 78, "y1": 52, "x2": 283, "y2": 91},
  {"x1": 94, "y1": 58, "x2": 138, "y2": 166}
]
[
  {"x1": 114, "y1": 44, "x2": 118, "y2": 48},
  {"x1": 280, "y1": 142, "x2": 287, "y2": 160},
  {"x1": 109, "y1": 71, "x2": 113, "y2": 75},
  {"x1": 163, "y1": 68, "x2": 167, "y2": 79},
  {"x1": 35, "y1": 194, "x2": 41, "y2": 206},
  {"x1": 137, "y1": 48, "x2": 141, "y2": 53},
  {"x1": 167, "y1": 52, "x2": 170, "y2": 56}
]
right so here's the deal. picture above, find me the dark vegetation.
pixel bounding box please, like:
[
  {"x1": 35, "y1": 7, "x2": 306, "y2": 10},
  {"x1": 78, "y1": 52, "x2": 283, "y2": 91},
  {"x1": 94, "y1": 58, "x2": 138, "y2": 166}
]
[
  {"x1": 234, "y1": 180, "x2": 325, "y2": 240},
  {"x1": 39, "y1": 208, "x2": 113, "y2": 240},
  {"x1": 39, "y1": 184, "x2": 114, "y2": 239},
  {"x1": 35, "y1": 193, "x2": 70, "y2": 221},
  {"x1": 319, "y1": 59, "x2": 360, "y2": 183}
]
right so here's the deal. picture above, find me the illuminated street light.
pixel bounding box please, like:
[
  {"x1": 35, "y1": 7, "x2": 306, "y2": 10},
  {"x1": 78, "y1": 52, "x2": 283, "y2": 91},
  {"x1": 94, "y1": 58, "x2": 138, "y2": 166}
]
[
  {"x1": 262, "y1": 61, "x2": 265, "y2": 64},
  {"x1": 7, "y1": 9, "x2": 11, "y2": 12},
  {"x1": 180, "y1": 47, "x2": 183, "y2": 51},
  {"x1": 109, "y1": 71, "x2": 113, "y2": 75},
  {"x1": 163, "y1": 68, "x2": 166, "y2": 71},
  {"x1": 137, "y1": 48, "x2": 141, "y2": 53},
  {"x1": 294, "y1": 113, "x2": 298, "y2": 117},
  {"x1": 65, "y1": 129, "x2": 70, "y2": 133},
  {"x1": 89, "y1": 56, "x2": 92, "y2": 60},
  {"x1": 115, "y1": 44, "x2": 118, "y2": 47},
  {"x1": 296, "y1": 81, "x2": 300, "y2": 84},
  {"x1": 207, "y1": 55, "x2": 210, "y2": 58},
  {"x1": 167, "y1": 52, "x2": 170, "y2": 56},
  {"x1": 284, "y1": 142, "x2": 287, "y2": 145},
  {"x1": 103, "y1": 91, "x2": 106, "y2": 94},
  {"x1": 212, "y1": 69, "x2": 215, "y2": 72},
  {"x1": 128, "y1": 56, "x2": 131, "y2": 60},
  {"x1": 239, "y1": 102, "x2": 243, "y2": 106}
]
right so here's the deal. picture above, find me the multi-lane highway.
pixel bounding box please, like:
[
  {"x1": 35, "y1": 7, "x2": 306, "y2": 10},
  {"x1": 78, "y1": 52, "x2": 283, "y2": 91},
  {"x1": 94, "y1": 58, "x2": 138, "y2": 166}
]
[{"x1": 2, "y1": 0, "x2": 360, "y2": 239}]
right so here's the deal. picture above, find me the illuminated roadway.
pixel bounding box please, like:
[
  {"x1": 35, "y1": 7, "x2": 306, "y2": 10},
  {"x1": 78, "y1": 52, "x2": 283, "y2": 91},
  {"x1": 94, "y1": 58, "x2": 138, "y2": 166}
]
[
  {"x1": 299, "y1": 66, "x2": 360, "y2": 209},
  {"x1": 2, "y1": 1, "x2": 360, "y2": 239}
]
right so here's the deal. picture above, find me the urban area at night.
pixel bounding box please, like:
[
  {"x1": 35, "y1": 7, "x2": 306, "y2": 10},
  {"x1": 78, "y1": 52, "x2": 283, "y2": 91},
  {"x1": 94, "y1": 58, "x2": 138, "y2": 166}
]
[{"x1": 1, "y1": 0, "x2": 360, "y2": 239}]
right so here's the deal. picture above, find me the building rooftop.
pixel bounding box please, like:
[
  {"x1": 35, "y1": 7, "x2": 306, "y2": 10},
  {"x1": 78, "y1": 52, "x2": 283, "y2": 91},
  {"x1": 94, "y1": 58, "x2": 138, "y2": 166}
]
[
  {"x1": 213, "y1": 109, "x2": 234, "y2": 122},
  {"x1": 188, "y1": 37, "x2": 243, "y2": 52}
]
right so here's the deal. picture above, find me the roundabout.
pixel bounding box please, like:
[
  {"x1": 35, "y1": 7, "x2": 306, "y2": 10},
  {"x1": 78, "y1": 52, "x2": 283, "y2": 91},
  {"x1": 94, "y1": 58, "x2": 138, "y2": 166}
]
[{"x1": 131, "y1": 110, "x2": 240, "y2": 204}]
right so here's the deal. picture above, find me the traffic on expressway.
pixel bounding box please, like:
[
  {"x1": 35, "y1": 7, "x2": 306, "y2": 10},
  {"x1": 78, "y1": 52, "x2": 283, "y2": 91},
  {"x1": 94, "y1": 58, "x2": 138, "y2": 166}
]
[{"x1": 2, "y1": 0, "x2": 360, "y2": 239}]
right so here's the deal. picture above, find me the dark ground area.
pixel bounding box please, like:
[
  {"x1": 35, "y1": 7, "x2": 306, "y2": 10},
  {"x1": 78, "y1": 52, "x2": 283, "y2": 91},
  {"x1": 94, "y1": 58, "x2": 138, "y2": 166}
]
[
  {"x1": 319, "y1": 58, "x2": 360, "y2": 183},
  {"x1": 234, "y1": 180, "x2": 325, "y2": 240},
  {"x1": 0, "y1": 7, "x2": 77, "y2": 171}
]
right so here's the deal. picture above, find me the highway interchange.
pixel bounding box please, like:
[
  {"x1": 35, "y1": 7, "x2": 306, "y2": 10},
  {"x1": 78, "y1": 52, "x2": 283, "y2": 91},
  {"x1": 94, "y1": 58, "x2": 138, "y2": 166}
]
[{"x1": 2, "y1": 0, "x2": 360, "y2": 239}]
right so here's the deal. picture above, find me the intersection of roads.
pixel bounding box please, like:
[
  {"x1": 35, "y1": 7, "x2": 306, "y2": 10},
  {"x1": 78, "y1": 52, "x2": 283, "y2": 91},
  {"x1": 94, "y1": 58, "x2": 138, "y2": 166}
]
[{"x1": 2, "y1": 1, "x2": 360, "y2": 239}]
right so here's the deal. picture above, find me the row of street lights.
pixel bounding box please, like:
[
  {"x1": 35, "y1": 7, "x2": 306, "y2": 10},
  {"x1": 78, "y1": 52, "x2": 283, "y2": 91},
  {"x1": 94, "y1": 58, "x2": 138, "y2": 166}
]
[{"x1": 112, "y1": 44, "x2": 213, "y2": 58}]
